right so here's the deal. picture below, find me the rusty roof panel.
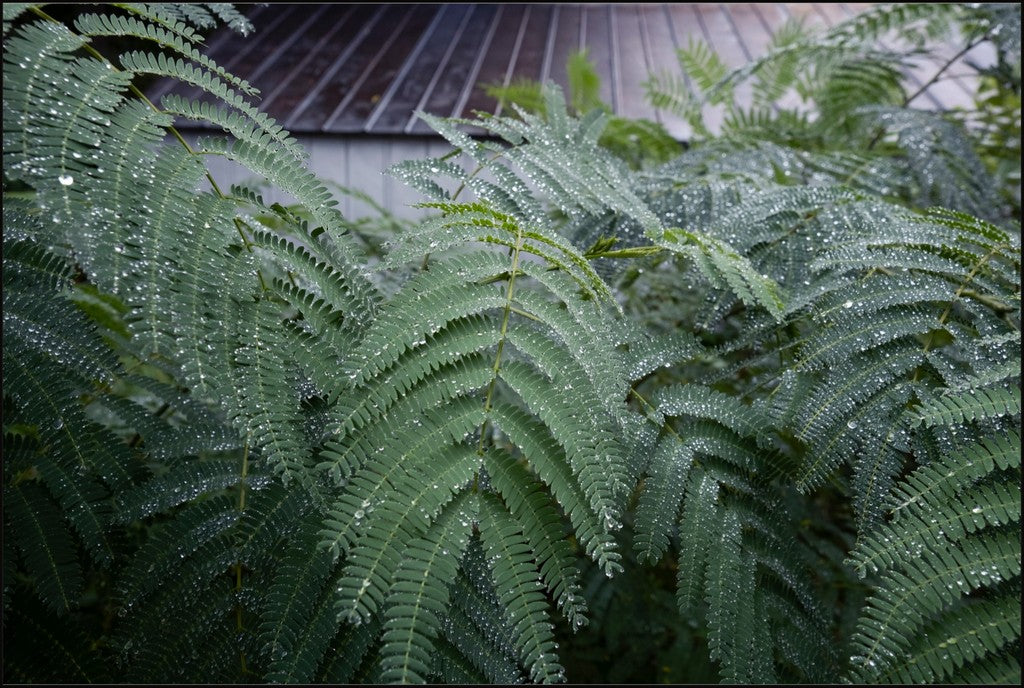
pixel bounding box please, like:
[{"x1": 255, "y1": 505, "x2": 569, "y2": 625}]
[{"x1": 149, "y1": 3, "x2": 995, "y2": 140}]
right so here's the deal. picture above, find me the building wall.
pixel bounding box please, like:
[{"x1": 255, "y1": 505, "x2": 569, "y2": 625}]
[{"x1": 193, "y1": 133, "x2": 466, "y2": 222}]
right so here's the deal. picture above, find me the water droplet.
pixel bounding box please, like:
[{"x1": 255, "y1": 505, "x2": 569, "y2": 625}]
[{"x1": 58, "y1": 174, "x2": 74, "y2": 186}]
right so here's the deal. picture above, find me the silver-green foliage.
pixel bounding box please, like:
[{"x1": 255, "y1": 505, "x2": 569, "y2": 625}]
[{"x1": 2, "y1": 3, "x2": 1020, "y2": 686}]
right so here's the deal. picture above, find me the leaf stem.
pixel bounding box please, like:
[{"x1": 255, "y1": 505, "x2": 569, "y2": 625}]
[{"x1": 475, "y1": 226, "x2": 526, "y2": 461}]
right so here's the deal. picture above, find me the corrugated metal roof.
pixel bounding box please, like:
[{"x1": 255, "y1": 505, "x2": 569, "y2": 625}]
[{"x1": 150, "y1": 3, "x2": 994, "y2": 139}]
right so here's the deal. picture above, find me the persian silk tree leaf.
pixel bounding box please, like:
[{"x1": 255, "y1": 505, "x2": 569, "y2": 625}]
[
  {"x1": 676, "y1": 468, "x2": 719, "y2": 613},
  {"x1": 847, "y1": 530, "x2": 1021, "y2": 683},
  {"x1": 72, "y1": 13, "x2": 256, "y2": 95},
  {"x1": 653, "y1": 384, "x2": 769, "y2": 443},
  {"x1": 634, "y1": 434, "x2": 695, "y2": 564},
  {"x1": 4, "y1": 481, "x2": 84, "y2": 615},
  {"x1": 910, "y1": 387, "x2": 1021, "y2": 428},
  {"x1": 478, "y1": 494, "x2": 566, "y2": 684},
  {"x1": 257, "y1": 515, "x2": 336, "y2": 669},
  {"x1": 489, "y1": 402, "x2": 621, "y2": 577},
  {"x1": 880, "y1": 593, "x2": 1021, "y2": 685},
  {"x1": 888, "y1": 430, "x2": 1021, "y2": 518},
  {"x1": 340, "y1": 251, "x2": 510, "y2": 386},
  {"x1": 849, "y1": 480, "x2": 1021, "y2": 578},
  {"x1": 705, "y1": 509, "x2": 760, "y2": 683},
  {"x1": 655, "y1": 227, "x2": 785, "y2": 319},
  {"x1": 263, "y1": 567, "x2": 343, "y2": 684},
  {"x1": 485, "y1": 449, "x2": 589, "y2": 631},
  {"x1": 378, "y1": 492, "x2": 478, "y2": 684},
  {"x1": 331, "y1": 441, "x2": 480, "y2": 624}
]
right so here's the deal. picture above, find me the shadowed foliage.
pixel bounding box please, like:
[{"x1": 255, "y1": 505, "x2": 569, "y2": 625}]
[{"x1": 3, "y1": 3, "x2": 1019, "y2": 684}]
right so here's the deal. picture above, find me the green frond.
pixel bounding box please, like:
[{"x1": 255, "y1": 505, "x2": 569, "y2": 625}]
[
  {"x1": 3, "y1": 284, "x2": 119, "y2": 387},
  {"x1": 260, "y1": 513, "x2": 335, "y2": 675},
  {"x1": 378, "y1": 491, "x2": 478, "y2": 684},
  {"x1": 453, "y1": 539, "x2": 527, "y2": 662},
  {"x1": 511, "y1": 282, "x2": 628, "y2": 419},
  {"x1": 332, "y1": 442, "x2": 480, "y2": 623},
  {"x1": 328, "y1": 329, "x2": 496, "y2": 443},
  {"x1": 888, "y1": 430, "x2": 1021, "y2": 518},
  {"x1": 489, "y1": 401, "x2": 621, "y2": 577},
  {"x1": 3, "y1": 19, "x2": 93, "y2": 178},
  {"x1": 417, "y1": 88, "x2": 663, "y2": 234},
  {"x1": 437, "y1": 597, "x2": 523, "y2": 683},
  {"x1": 3, "y1": 233, "x2": 76, "y2": 293},
  {"x1": 120, "y1": 49, "x2": 300, "y2": 155},
  {"x1": 850, "y1": 415, "x2": 910, "y2": 532},
  {"x1": 116, "y1": 458, "x2": 245, "y2": 522},
  {"x1": 249, "y1": 226, "x2": 376, "y2": 326},
  {"x1": 598, "y1": 117, "x2": 682, "y2": 170},
  {"x1": 387, "y1": 201, "x2": 615, "y2": 306},
  {"x1": 675, "y1": 468, "x2": 719, "y2": 612},
  {"x1": 826, "y1": 3, "x2": 965, "y2": 45},
  {"x1": 429, "y1": 639, "x2": 488, "y2": 684},
  {"x1": 2, "y1": 346, "x2": 134, "y2": 491},
  {"x1": 123, "y1": 575, "x2": 237, "y2": 682},
  {"x1": 642, "y1": 70, "x2": 703, "y2": 129},
  {"x1": 866, "y1": 108, "x2": 1004, "y2": 219},
  {"x1": 653, "y1": 384, "x2": 768, "y2": 442},
  {"x1": 316, "y1": 616, "x2": 383, "y2": 683},
  {"x1": 4, "y1": 481, "x2": 84, "y2": 615},
  {"x1": 340, "y1": 251, "x2": 509, "y2": 385},
  {"x1": 676, "y1": 38, "x2": 730, "y2": 101},
  {"x1": 633, "y1": 434, "x2": 693, "y2": 564},
  {"x1": 847, "y1": 529, "x2": 1021, "y2": 682},
  {"x1": 199, "y1": 3, "x2": 253, "y2": 34},
  {"x1": 5, "y1": 3, "x2": 1020, "y2": 683},
  {"x1": 117, "y1": 495, "x2": 237, "y2": 608},
  {"x1": 911, "y1": 386, "x2": 1021, "y2": 428},
  {"x1": 386, "y1": 157, "x2": 465, "y2": 202},
  {"x1": 499, "y1": 359, "x2": 625, "y2": 527},
  {"x1": 793, "y1": 344, "x2": 922, "y2": 491},
  {"x1": 947, "y1": 647, "x2": 1022, "y2": 685},
  {"x1": 196, "y1": 137, "x2": 379, "y2": 283},
  {"x1": 3, "y1": 3, "x2": 33, "y2": 27},
  {"x1": 850, "y1": 480, "x2": 1020, "y2": 578},
  {"x1": 264, "y1": 566, "x2": 343, "y2": 684},
  {"x1": 817, "y1": 59, "x2": 905, "y2": 122},
  {"x1": 115, "y1": 3, "x2": 209, "y2": 37},
  {"x1": 484, "y1": 77, "x2": 547, "y2": 116},
  {"x1": 73, "y1": 12, "x2": 256, "y2": 95},
  {"x1": 485, "y1": 448, "x2": 588, "y2": 630},
  {"x1": 233, "y1": 481, "x2": 314, "y2": 566},
  {"x1": 880, "y1": 592, "x2": 1020, "y2": 684},
  {"x1": 566, "y1": 49, "x2": 604, "y2": 115},
  {"x1": 479, "y1": 494, "x2": 565, "y2": 683},
  {"x1": 801, "y1": 271, "x2": 958, "y2": 321},
  {"x1": 228, "y1": 298, "x2": 312, "y2": 482},
  {"x1": 656, "y1": 227, "x2": 786, "y2": 319},
  {"x1": 319, "y1": 403, "x2": 484, "y2": 560},
  {"x1": 704, "y1": 509, "x2": 762, "y2": 683},
  {"x1": 797, "y1": 304, "x2": 943, "y2": 371},
  {"x1": 619, "y1": 330, "x2": 704, "y2": 383}
]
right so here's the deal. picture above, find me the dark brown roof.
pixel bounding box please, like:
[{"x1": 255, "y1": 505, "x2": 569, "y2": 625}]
[{"x1": 151, "y1": 3, "x2": 991, "y2": 139}]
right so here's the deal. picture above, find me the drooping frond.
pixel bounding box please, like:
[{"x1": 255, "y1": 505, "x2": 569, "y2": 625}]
[
  {"x1": 378, "y1": 492, "x2": 478, "y2": 683},
  {"x1": 911, "y1": 386, "x2": 1021, "y2": 428},
  {"x1": 479, "y1": 494, "x2": 565, "y2": 684},
  {"x1": 4, "y1": 481, "x2": 84, "y2": 615},
  {"x1": 4, "y1": 3, "x2": 1020, "y2": 684}
]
